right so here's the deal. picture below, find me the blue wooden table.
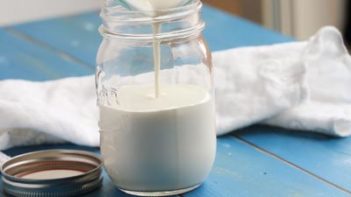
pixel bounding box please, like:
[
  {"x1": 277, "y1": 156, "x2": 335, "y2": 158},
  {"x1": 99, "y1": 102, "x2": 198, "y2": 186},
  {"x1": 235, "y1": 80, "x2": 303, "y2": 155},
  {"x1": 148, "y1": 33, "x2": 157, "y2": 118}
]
[{"x1": 1, "y1": 5, "x2": 350, "y2": 197}]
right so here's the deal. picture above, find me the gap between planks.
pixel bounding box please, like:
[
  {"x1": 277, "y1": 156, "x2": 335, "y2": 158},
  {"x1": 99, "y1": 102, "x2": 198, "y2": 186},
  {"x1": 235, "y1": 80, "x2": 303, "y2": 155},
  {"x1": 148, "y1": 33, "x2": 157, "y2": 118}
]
[
  {"x1": 3, "y1": 27, "x2": 94, "y2": 71},
  {"x1": 232, "y1": 135, "x2": 351, "y2": 195},
  {"x1": 5, "y1": 24, "x2": 350, "y2": 196}
]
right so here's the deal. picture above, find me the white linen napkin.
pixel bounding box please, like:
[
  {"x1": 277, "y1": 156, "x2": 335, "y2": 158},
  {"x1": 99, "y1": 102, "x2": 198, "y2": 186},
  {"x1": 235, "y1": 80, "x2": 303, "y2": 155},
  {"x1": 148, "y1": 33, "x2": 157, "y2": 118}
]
[
  {"x1": 264, "y1": 27, "x2": 351, "y2": 136},
  {"x1": 0, "y1": 26, "x2": 350, "y2": 152}
]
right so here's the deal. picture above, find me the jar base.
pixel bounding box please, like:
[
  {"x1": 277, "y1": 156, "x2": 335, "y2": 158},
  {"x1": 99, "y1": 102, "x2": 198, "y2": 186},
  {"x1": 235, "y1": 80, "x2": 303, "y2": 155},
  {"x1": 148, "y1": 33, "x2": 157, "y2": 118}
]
[{"x1": 119, "y1": 184, "x2": 200, "y2": 196}]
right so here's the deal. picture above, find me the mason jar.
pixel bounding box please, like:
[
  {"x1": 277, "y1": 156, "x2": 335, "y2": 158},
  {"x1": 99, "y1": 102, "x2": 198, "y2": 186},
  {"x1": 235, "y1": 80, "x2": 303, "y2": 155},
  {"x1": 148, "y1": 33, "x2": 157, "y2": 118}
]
[{"x1": 96, "y1": 0, "x2": 216, "y2": 196}]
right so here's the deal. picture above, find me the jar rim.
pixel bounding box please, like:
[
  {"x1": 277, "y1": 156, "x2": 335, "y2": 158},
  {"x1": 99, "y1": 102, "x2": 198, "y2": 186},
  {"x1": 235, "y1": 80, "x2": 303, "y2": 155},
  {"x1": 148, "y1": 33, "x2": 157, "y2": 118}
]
[
  {"x1": 99, "y1": 0, "x2": 205, "y2": 41},
  {"x1": 101, "y1": 0, "x2": 202, "y2": 23}
]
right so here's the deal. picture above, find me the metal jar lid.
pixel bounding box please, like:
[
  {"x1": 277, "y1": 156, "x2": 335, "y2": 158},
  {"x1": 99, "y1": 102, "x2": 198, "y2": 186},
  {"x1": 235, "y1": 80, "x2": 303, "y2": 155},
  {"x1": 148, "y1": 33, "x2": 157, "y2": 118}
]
[{"x1": 1, "y1": 149, "x2": 102, "y2": 197}]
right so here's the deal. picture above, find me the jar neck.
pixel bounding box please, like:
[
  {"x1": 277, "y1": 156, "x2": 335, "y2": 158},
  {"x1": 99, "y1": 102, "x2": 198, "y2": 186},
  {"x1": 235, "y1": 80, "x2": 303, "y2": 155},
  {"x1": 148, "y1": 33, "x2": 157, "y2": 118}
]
[{"x1": 100, "y1": 0, "x2": 204, "y2": 41}]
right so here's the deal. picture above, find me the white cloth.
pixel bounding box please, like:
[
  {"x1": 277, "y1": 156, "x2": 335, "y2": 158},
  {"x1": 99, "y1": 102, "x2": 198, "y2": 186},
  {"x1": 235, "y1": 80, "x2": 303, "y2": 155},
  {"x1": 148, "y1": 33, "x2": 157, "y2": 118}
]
[
  {"x1": 217, "y1": 26, "x2": 351, "y2": 136},
  {"x1": 214, "y1": 42, "x2": 306, "y2": 135},
  {"x1": 0, "y1": 76, "x2": 99, "y2": 149},
  {"x1": 264, "y1": 27, "x2": 351, "y2": 137},
  {"x1": 0, "y1": 26, "x2": 350, "y2": 153}
]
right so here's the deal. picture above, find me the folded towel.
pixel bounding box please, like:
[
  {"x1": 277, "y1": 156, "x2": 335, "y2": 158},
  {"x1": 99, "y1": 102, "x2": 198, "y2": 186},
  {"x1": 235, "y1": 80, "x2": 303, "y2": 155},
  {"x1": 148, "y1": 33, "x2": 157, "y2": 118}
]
[
  {"x1": 265, "y1": 27, "x2": 351, "y2": 137},
  {"x1": 214, "y1": 42, "x2": 306, "y2": 135},
  {"x1": 0, "y1": 26, "x2": 350, "y2": 152}
]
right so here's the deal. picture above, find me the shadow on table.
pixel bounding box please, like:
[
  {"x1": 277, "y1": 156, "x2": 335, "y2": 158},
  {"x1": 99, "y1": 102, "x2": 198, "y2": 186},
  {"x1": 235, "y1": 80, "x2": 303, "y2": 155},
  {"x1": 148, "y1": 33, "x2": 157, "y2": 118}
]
[{"x1": 233, "y1": 124, "x2": 345, "y2": 142}]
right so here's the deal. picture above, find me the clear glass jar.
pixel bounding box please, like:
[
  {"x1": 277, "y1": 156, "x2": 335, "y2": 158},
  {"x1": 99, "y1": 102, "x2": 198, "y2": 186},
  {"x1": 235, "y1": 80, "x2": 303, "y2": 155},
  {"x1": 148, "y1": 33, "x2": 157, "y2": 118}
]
[{"x1": 96, "y1": 0, "x2": 216, "y2": 196}]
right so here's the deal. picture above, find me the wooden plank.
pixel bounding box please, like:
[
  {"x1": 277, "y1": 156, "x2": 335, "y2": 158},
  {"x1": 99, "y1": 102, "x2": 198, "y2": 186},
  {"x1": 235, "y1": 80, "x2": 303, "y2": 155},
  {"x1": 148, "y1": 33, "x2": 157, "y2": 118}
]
[
  {"x1": 3, "y1": 138, "x2": 348, "y2": 197},
  {"x1": 202, "y1": 0, "x2": 241, "y2": 16},
  {"x1": 10, "y1": 12, "x2": 101, "y2": 67},
  {"x1": 235, "y1": 125, "x2": 351, "y2": 193},
  {"x1": 186, "y1": 137, "x2": 350, "y2": 196},
  {"x1": 201, "y1": 5, "x2": 293, "y2": 50},
  {"x1": 11, "y1": 5, "x2": 293, "y2": 66},
  {"x1": 202, "y1": 0, "x2": 263, "y2": 25},
  {"x1": 0, "y1": 29, "x2": 93, "y2": 81}
]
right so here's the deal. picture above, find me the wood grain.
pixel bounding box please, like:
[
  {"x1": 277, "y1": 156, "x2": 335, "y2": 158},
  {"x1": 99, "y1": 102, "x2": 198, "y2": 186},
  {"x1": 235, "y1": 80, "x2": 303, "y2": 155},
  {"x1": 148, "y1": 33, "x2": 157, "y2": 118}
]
[
  {"x1": 0, "y1": 29, "x2": 93, "y2": 81},
  {"x1": 236, "y1": 125, "x2": 351, "y2": 193},
  {"x1": 202, "y1": 0, "x2": 263, "y2": 24},
  {"x1": 203, "y1": 0, "x2": 241, "y2": 15}
]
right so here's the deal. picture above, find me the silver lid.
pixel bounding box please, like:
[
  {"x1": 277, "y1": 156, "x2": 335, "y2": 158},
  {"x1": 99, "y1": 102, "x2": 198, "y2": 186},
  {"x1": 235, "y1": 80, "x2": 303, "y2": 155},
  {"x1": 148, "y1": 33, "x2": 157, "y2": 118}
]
[{"x1": 1, "y1": 149, "x2": 102, "y2": 197}]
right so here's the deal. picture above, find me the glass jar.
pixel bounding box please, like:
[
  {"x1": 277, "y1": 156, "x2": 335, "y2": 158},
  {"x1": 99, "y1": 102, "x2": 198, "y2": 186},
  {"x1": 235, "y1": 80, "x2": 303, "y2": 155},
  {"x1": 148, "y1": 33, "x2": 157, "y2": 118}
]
[{"x1": 96, "y1": 0, "x2": 216, "y2": 196}]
